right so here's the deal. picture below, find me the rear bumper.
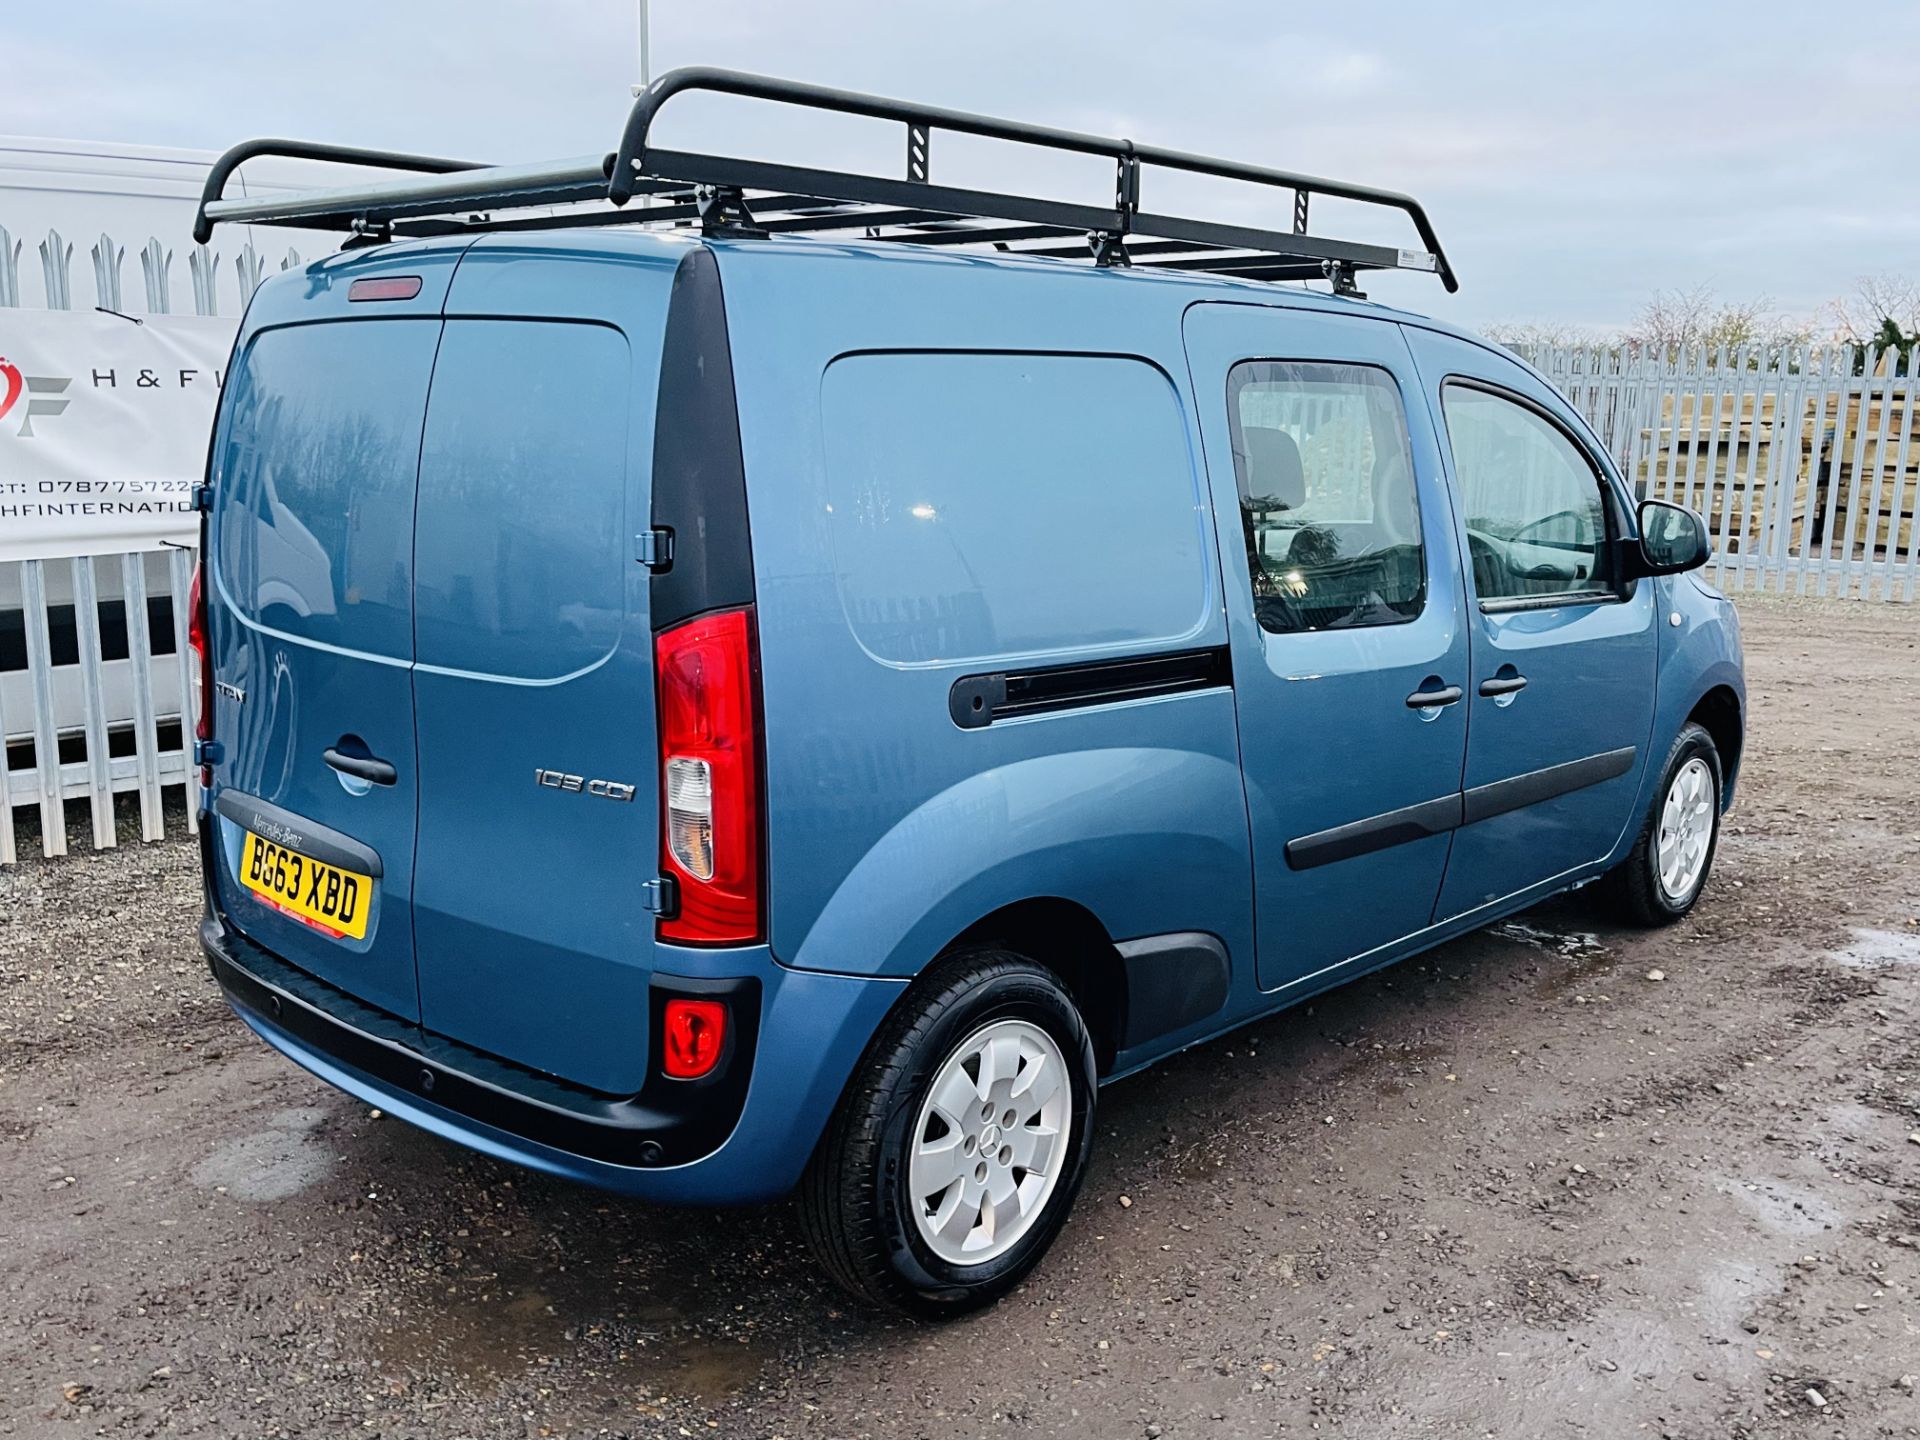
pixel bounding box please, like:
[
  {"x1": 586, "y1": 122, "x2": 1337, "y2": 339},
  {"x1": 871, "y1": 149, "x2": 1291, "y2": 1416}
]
[{"x1": 202, "y1": 913, "x2": 906, "y2": 1205}]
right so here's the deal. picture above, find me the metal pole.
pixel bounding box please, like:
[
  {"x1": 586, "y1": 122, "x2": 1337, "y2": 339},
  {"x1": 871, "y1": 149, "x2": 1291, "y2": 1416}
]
[
  {"x1": 629, "y1": 0, "x2": 653, "y2": 211},
  {"x1": 633, "y1": 0, "x2": 651, "y2": 96}
]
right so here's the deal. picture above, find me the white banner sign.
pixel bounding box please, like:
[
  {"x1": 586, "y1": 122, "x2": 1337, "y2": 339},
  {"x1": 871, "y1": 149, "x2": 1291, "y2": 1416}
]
[{"x1": 0, "y1": 309, "x2": 236, "y2": 561}]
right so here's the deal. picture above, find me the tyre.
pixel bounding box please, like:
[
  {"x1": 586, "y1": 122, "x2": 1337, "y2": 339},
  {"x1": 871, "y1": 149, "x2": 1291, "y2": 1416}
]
[
  {"x1": 1603, "y1": 721, "x2": 1723, "y2": 926},
  {"x1": 797, "y1": 948, "x2": 1097, "y2": 1317}
]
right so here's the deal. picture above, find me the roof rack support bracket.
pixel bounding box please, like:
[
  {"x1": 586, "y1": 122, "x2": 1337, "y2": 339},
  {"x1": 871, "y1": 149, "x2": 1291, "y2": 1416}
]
[
  {"x1": 1324, "y1": 258, "x2": 1366, "y2": 300},
  {"x1": 695, "y1": 185, "x2": 766, "y2": 238},
  {"x1": 345, "y1": 215, "x2": 392, "y2": 247},
  {"x1": 1088, "y1": 230, "x2": 1132, "y2": 268},
  {"x1": 1090, "y1": 150, "x2": 1139, "y2": 268}
]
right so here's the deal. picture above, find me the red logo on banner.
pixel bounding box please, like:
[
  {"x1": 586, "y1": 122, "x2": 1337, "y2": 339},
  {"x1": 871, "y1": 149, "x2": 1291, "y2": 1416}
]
[{"x1": 0, "y1": 355, "x2": 71, "y2": 437}]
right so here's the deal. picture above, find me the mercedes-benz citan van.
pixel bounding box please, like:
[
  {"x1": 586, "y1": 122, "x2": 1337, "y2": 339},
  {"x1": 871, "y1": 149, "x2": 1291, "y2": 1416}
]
[{"x1": 188, "y1": 69, "x2": 1745, "y2": 1315}]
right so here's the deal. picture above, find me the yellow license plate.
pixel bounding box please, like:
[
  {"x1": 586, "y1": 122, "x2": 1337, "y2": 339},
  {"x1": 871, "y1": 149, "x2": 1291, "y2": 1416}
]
[{"x1": 240, "y1": 830, "x2": 372, "y2": 940}]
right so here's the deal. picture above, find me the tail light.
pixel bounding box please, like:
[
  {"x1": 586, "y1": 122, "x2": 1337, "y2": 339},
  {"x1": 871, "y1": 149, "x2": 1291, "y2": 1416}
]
[
  {"x1": 654, "y1": 606, "x2": 761, "y2": 944},
  {"x1": 187, "y1": 558, "x2": 213, "y2": 785},
  {"x1": 662, "y1": 998, "x2": 728, "y2": 1079}
]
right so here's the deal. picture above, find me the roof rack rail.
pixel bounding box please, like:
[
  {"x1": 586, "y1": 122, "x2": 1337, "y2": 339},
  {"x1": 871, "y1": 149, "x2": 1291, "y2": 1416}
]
[{"x1": 193, "y1": 66, "x2": 1457, "y2": 293}]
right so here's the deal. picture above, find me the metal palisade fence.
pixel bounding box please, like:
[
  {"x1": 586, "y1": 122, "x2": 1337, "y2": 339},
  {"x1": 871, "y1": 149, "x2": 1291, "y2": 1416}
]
[
  {"x1": 2, "y1": 222, "x2": 301, "y2": 863},
  {"x1": 4, "y1": 226, "x2": 1919, "y2": 862},
  {"x1": 1519, "y1": 343, "x2": 1920, "y2": 601}
]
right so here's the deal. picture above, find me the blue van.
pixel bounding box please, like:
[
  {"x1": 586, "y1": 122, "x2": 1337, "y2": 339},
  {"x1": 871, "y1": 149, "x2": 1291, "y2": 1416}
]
[{"x1": 189, "y1": 70, "x2": 1744, "y2": 1315}]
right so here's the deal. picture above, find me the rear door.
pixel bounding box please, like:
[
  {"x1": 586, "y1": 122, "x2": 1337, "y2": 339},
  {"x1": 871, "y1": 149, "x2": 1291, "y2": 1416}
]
[
  {"x1": 409, "y1": 238, "x2": 678, "y2": 1094},
  {"x1": 206, "y1": 253, "x2": 459, "y2": 1021}
]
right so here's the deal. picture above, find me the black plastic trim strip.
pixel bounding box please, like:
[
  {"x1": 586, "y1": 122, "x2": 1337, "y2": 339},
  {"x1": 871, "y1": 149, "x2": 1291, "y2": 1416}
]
[
  {"x1": 200, "y1": 915, "x2": 759, "y2": 1168},
  {"x1": 1115, "y1": 932, "x2": 1232, "y2": 1049},
  {"x1": 1284, "y1": 745, "x2": 1638, "y2": 870},
  {"x1": 949, "y1": 646, "x2": 1231, "y2": 729},
  {"x1": 213, "y1": 790, "x2": 384, "y2": 877},
  {"x1": 1461, "y1": 746, "x2": 1637, "y2": 825},
  {"x1": 649, "y1": 245, "x2": 756, "y2": 629},
  {"x1": 1285, "y1": 793, "x2": 1462, "y2": 871}
]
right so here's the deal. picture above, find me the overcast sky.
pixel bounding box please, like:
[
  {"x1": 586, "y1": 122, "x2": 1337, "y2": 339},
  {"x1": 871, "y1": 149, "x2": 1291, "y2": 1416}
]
[{"x1": 4, "y1": 0, "x2": 1916, "y2": 334}]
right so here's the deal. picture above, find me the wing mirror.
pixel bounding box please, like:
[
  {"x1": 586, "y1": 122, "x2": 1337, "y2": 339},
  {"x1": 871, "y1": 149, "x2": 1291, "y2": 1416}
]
[{"x1": 1629, "y1": 499, "x2": 1710, "y2": 577}]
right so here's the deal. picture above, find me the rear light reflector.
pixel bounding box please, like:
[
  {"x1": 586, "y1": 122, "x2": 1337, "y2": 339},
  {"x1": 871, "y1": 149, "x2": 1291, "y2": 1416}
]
[
  {"x1": 662, "y1": 998, "x2": 728, "y2": 1079},
  {"x1": 654, "y1": 607, "x2": 761, "y2": 944},
  {"x1": 348, "y1": 275, "x2": 423, "y2": 302},
  {"x1": 187, "y1": 558, "x2": 213, "y2": 784}
]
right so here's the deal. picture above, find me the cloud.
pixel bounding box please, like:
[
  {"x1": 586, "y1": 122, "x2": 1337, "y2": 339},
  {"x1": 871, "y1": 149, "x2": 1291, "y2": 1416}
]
[
  {"x1": 1315, "y1": 50, "x2": 1389, "y2": 94},
  {"x1": 2, "y1": 0, "x2": 1915, "y2": 332}
]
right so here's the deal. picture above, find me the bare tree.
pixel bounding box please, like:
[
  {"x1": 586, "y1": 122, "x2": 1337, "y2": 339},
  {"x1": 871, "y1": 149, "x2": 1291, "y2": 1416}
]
[
  {"x1": 1825, "y1": 274, "x2": 1920, "y2": 344},
  {"x1": 1620, "y1": 284, "x2": 1811, "y2": 360},
  {"x1": 1478, "y1": 318, "x2": 1595, "y2": 352}
]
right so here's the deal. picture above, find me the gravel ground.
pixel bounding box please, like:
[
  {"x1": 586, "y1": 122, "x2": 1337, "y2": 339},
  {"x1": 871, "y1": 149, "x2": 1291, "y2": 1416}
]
[{"x1": 3, "y1": 592, "x2": 1918, "y2": 1440}]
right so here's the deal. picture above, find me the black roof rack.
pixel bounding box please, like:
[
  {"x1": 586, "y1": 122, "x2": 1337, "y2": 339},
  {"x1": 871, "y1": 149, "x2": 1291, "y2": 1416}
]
[{"x1": 193, "y1": 66, "x2": 1457, "y2": 295}]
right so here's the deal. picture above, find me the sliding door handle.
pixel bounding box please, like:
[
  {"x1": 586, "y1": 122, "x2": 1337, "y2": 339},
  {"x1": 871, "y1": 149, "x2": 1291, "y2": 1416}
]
[
  {"x1": 1478, "y1": 675, "x2": 1529, "y2": 698},
  {"x1": 1405, "y1": 684, "x2": 1463, "y2": 709}
]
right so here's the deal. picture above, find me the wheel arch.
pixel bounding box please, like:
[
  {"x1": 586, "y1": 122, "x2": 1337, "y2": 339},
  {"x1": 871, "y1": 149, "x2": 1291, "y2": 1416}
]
[
  {"x1": 1686, "y1": 683, "x2": 1744, "y2": 804},
  {"x1": 947, "y1": 897, "x2": 1129, "y2": 1076}
]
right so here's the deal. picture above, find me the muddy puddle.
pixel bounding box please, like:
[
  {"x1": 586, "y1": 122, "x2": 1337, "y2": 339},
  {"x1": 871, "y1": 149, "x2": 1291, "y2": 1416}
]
[
  {"x1": 1826, "y1": 926, "x2": 1920, "y2": 969},
  {"x1": 1490, "y1": 918, "x2": 1620, "y2": 997},
  {"x1": 189, "y1": 1105, "x2": 339, "y2": 1202},
  {"x1": 365, "y1": 1249, "x2": 769, "y2": 1409}
]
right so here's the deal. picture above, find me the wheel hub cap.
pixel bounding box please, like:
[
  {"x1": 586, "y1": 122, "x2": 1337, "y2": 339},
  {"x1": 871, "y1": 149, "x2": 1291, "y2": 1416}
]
[
  {"x1": 907, "y1": 1017, "x2": 1072, "y2": 1266},
  {"x1": 1655, "y1": 756, "x2": 1715, "y2": 902}
]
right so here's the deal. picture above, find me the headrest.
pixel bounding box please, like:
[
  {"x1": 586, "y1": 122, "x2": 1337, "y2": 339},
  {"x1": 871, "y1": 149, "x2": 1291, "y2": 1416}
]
[{"x1": 1242, "y1": 427, "x2": 1305, "y2": 509}]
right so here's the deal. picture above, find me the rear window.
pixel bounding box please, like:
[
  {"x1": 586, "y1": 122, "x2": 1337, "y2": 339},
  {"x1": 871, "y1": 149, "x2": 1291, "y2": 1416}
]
[
  {"x1": 413, "y1": 320, "x2": 632, "y2": 679},
  {"x1": 214, "y1": 319, "x2": 441, "y2": 660},
  {"x1": 820, "y1": 352, "x2": 1209, "y2": 666}
]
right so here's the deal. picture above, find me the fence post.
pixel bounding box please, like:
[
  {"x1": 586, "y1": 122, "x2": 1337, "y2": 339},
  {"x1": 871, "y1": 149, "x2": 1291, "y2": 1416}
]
[
  {"x1": 168, "y1": 547, "x2": 200, "y2": 834},
  {"x1": 39, "y1": 229, "x2": 73, "y2": 309},
  {"x1": 1830, "y1": 349, "x2": 1879, "y2": 597},
  {"x1": 1901, "y1": 349, "x2": 1920, "y2": 603},
  {"x1": 235, "y1": 242, "x2": 265, "y2": 297},
  {"x1": 20, "y1": 561, "x2": 67, "y2": 858},
  {"x1": 140, "y1": 238, "x2": 173, "y2": 314},
  {"x1": 189, "y1": 245, "x2": 219, "y2": 316},
  {"x1": 69, "y1": 557, "x2": 117, "y2": 849},
  {"x1": 0, "y1": 607, "x2": 13, "y2": 866},
  {"x1": 0, "y1": 224, "x2": 20, "y2": 306},
  {"x1": 91, "y1": 233, "x2": 124, "y2": 312},
  {"x1": 120, "y1": 554, "x2": 167, "y2": 841}
]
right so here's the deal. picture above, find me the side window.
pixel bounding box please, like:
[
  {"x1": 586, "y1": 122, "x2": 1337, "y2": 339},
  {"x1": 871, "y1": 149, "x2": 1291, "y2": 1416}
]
[
  {"x1": 1226, "y1": 361, "x2": 1424, "y2": 634},
  {"x1": 1440, "y1": 383, "x2": 1614, "y2": 607},
  {"x1": 820, "y1": 352, "x2": 1210, "y2": 666}
]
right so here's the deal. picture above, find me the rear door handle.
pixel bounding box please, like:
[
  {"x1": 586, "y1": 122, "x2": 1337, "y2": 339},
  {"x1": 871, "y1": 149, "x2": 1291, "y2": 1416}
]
[
  {"x1": 1478, "y1": 675, "x2": 1529, "y2": 697},
  {"x1": 323, "y1": 748, "x2": 397, "y2": 786},
  {"x1": 1405, "y1": 684, "x2": 1463, "y2": 709}
]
